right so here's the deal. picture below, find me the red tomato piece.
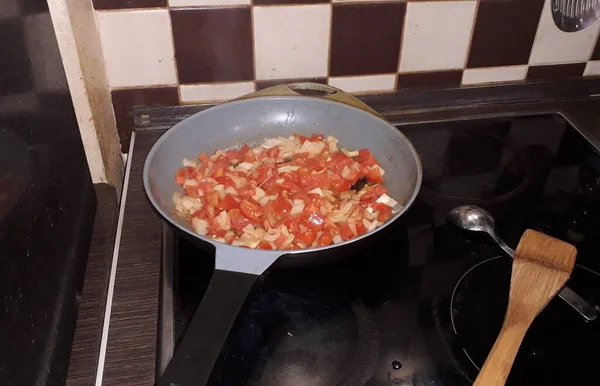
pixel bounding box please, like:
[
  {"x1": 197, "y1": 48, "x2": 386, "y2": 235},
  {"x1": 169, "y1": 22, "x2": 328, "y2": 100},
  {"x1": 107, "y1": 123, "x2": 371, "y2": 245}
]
[
  {"x1": 355, "y1": 220, "x2": 368, "y2": 236},
  {"x1": 206, "y1": 191, "x2": 220, "y2": 207},
  {"x1": 298, "y1": 135, "x2": 309, "y2": 144},
  {"x1": 278, "y1": 179, "x2": 301, "y2": 192},
  {"x1": 310, "y1": 133, "x2": 324, "y2": 141},
  {"x1": 297, "y1": 228, "x2": 316, "y2": 246},
  {"x1": 184, "y1": 186, "x2": 201, "y2": 198},
  {"x1": 301, "y1": 173, "x2": 331, "y2": 190},
  {"x1": 214, "y1": 175, "x2": 236, "y2": 187},
  {"x1": 365, "y1": 166, "x2": 383, "y2": 183},
  {"x1": 197, "y1": 152, "x2": 209, "y2": 162},
  {"x1": 219, "y1": 194, "x2": 239, "y2": 211},
  {"x1": 299, "y1": 212, "x2": 325, "y2": 231},
  {"x1": 236, "y1": 185, "x2": 255, "y2": 198},
  {"x1": 261, "y1": 177, "x2": 279, "y2": 195},
  {"x1": 175, "y1": 167, "x2": 194, "y2": 185},
  {"x1": 358, "y1": 149, "x2": 378, "y2": 166},
  {"x1": 316, "y1": 229, "x2": 333, "y2": 247},
  {"x1": 276, "y1": 216, "x2": 300, "y2": 234},
  {"x1": 255, "y1": 165, "x2": 274, "y2": 185},
  {"x1": 258, "y1": 241, "x2": 273, "y2": 250},
  {"x1": 360, "y1": 184, "x2": 388, "y2": 202},
  {"x1": 225, "y1": 144, "x2": 249, "y2": 161},
  {"x1": 266, "y1": 146, "x2": 279, "y2": 159},
  {"x1": 229, "y1": 209, "x2": 251, "y2": 231},
  {"x1": 273, "y1": 195, "x2": 292, "y2": 216},
  {"x1": 338, "y1": 223, "x2": 355, "y2": 241},
  {"x1": 371, "y1": 202, "x2": 392, "y2": 222},
  {"x1": 331, "y1": 174, "x2": 351, "y2": 193},
  {"x1": 197, "y1": 180, "x2": 215, "y2": 192},
  {"x1": 240, "y1": 199, "x2": 264, "y2": 222}
]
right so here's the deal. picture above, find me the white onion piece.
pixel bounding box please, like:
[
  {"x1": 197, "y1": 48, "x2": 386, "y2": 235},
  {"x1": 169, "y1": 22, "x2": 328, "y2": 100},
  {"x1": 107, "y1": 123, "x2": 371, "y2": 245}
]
[
  {"x1": 326, "y1": 136, "x2": 338, "y2": 152},
  {"x1": 376, "y1": 165, "x2": 385, "y2": 176},
  {"x1": 183, "y1": 179, "x2": 199, "y2": 187},
  {"x1": 183, "y1": 158, "x2": 198, "y2": 167},
  {"x1": 191, "y1": 218, "x2": 209, "y2": 236},
  {"x1": 376, "y1": 193, "x2": 398, "y2": 208},
  {"x1": 181, "y1": 196, "x2": 202, "y2": 211},
  {"x1": 332, "y1": 235, "x2": 343, "y2": 244},
  {"x1": 216, "y1": 210, "x2": 230, "y2": 230},
  {"x1": 263, "y1": 229, "x2": 281, "y2": 242},
  {"x1": 213, "y1": 184, "x2": 226, "y2": 200},
  {"x1": 261, "y1": 138, "x2": 281, "y2": 148},
  {"x1": 308, "y1": 187, "x2": 325, "y2": 197},
  {"x1": 341, "y1": 166, "x2": 352, "y2": 179},
  {"x1": 224, "y1": 186, "x2": 238, "y2": 195},
  {"x1": 236, "y1": 162, "x2": 254, "y2": 172},
  {"x1": 277, "y1": 165, "x2": 300, "y2": 173},
  {"x1": 291, "y1": 200, "x2": 305, "y2": 215},
  {"x1": 242, "y1": 224, "x2": 255, "y2": 234},
  {"x1": 259, "y1": 194, "x2": 277, "y2": 206},
  {"x1": 252, "y1": 187, "x2": 266, "y2": 201},
  {"x1": 341, "y1": 148, "x2": 359, "y2": 157},
  {"x1": 347, "y1": 218, "x2": 357, "y2": 236}
]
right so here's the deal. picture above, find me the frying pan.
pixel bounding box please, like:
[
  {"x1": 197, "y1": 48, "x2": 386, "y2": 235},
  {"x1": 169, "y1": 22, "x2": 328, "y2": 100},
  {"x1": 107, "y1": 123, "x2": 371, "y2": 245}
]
[{"x1": 143, "y1": 83, "x2": 422, "y2": 385}]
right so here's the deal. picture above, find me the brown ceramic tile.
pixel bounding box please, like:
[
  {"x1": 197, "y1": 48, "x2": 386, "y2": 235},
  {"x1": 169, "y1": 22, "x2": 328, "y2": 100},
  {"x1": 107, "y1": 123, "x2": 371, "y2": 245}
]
[
  {"x1": 330, "y1": 3, "x2": 405, "y2": 77},
  {"x1": 467, "y1": 0, "x2": 545, "y2": 68},
  {"x1": 397, "y1": 70, "x2": 463, "y2": 89},
  {"x1": 255, "y1": 0, "x2": 328, "y2": 4},
  {"x1": 93, "y1": 0, "x2": 166, "y2": 10},
  {"x1": 171, "y1": 8, "x2": 254, "y2": 84},
  {"x1": 526, "y1": 63, "x2": 586, "y2": 80},
  {"x1": 592, "y1": 36, "x2": 600, "y2": 60},
  {"x1": 111, "y1": 87, "x2": 178, "y2": 152},
  {"x1": 256, "y1": 78, "x2": 327, "y2": 91}
]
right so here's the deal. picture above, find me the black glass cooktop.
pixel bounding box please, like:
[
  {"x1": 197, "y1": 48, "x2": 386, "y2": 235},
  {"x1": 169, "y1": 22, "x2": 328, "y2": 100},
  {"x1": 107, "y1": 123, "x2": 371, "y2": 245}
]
[{"x1": 161, "y1": 114, "x2": 600, "y2": 385}]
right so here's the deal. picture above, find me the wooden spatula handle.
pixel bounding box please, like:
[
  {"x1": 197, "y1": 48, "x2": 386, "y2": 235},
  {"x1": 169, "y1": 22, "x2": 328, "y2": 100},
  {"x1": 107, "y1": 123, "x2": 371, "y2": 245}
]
[{"x1": 473, "y1": 322, "x2": 529, "y2": 386}]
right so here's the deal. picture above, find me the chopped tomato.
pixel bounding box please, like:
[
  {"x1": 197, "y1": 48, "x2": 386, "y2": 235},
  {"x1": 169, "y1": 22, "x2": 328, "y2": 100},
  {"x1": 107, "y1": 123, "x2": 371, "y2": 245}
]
[
  {"x1": 278, "y1": 179, "x2": 301, "y2": 192},
  {"x1": 175, "y1": 166, "x2": 194, "y2": 185},
  {"x1": 214, "y1": 175, "x2": 236, "y2": 187},
  {"x1": 358, "y1": 149, "x2": 378, "y2": 166},
  {"x1": 299, "y1": 211, "x2": 325, "y2": 231},
  {"x1": 197, "y1": 152, "x2": 209, "y2": 162},
  {"x1": 258, "y1": 241, "x2": 273, "y2": 250},
  {"x1": 236, "y1": 185, "x2": 255, "y2": 198},
  {"x1": 206, "y1": 191, "x2": 220, "y2": 207},
  {"x1": 331, "y1": 174, "x2": 351, "y2": 193},
  {"x1": 371, "y1": 202, "x2": 393, "y2": 222},
  {"x1": 298, "y1": 135, "x2": 309, "y2": 144},
  {"x1": 297, "y1": 228, "x2": 316, "y2": 246},
  {"x1": 255, "y1": 165, "x2": 274, "y2": 185},
  {"x1": 301, "y1": 173, "x2": 331, "y2": 190},
  {"x1": 310, "y1": 133, "x2": 324, "y2": 141},
  {"x1": 219, "y1": 194, "x2": 239, "y2": 211},
  {"x1": 355, "y1": 220, "x2": 368, "y2": 236},
  {"x1": 360, "y1": 184, "x2": 388, "y2": 202},
  {"x1": 229, "y1": 209, "x2": 251, "y2": 231},
  {"x1": 184, "y1": 186, "x2": 201, "y2": 198},
  {"x1": 365, "y1": 166, "x2": 383, "y2": 183},
  {"x1": 316, "y1": 228, "x2": 333, "y2": 246},
  {"x1": 339, "y1": 223, "x2": 354, "y2": 241},
  {"x1": 197, "y1": 180, "x2": 215, "y2": 192},
  {"x1": 225, "y1": 144, "x2": 249, "y2": 161},
  {"x1": 240, "y1": 199, "x2": 263, "y2": 221},
  {"x1": 266, "y1": 146, "x2": 279, "y2": 159},
  {"x1": 273, "y1": 195, "x2": 292, "y2": 216}
]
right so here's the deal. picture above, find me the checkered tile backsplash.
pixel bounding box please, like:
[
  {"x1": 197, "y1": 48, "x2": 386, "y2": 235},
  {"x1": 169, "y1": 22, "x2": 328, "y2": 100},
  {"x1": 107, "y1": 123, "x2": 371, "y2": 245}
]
[{"x1": 94, "y1": 0, "x2": 600, "y2": 151}]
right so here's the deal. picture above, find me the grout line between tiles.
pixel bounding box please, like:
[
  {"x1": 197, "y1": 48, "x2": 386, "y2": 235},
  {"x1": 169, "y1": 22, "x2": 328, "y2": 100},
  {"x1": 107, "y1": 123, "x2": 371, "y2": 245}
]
[{"x1": 94, "y1": 7, "x2": 168, "y2": 13}]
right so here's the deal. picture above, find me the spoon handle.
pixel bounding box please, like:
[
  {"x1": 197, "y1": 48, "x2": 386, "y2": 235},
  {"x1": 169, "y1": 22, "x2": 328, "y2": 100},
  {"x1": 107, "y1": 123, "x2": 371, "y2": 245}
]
[{"x1": 489, "y1": 231, "x2": 515, "y2": 256}]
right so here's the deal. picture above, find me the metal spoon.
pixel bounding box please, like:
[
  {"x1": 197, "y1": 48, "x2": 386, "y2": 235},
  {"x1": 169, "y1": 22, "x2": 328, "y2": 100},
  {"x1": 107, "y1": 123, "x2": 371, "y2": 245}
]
[{"x1": 448, "y1": 205, "x2": 597, "y2": 322}]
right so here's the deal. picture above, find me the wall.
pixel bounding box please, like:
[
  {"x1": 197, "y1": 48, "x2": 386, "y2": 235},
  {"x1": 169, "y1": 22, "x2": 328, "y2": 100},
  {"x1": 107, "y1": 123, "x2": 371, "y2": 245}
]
[{"x1": 92, "y1": 0, "x2": 600, "y2": 152}]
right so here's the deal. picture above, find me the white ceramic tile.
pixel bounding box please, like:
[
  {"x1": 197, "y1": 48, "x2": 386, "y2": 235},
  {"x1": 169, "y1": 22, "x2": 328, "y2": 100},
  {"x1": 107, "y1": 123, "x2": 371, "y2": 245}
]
[
  {"x1": 169, "y1": 0, "x2": 249, "y2": 6},
  {"x1": 180, "y1": 82, "x2": 255, "y2": 103},
  {"x1": 462, "y1": 65, "x2": 527, "y2": 85},
  {"x1": 328, "y1": 75, "x2": 396, "y2": 93},
  {"x1": 584, "y1": 61, "x2": 600, "y2": 76},
  {"x1": 97, "y1": 10, "x2": 177, "y2": 88},
  {"x1": 529, "y1": 0, "x2": 600, "y2": 65},
  {"x1": 399, "y1": 1, "x2": 477, "y2": 72},
  {"x1": 253, "y1": 5, "x2": 330, "y2": 80}
]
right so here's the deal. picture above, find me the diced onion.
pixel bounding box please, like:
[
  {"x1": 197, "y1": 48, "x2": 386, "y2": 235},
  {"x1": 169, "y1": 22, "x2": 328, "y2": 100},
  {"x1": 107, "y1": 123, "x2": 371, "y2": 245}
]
[
  {"x1": 277, "y1": 165, "x2": 300, "y2": 173},
  {"x1": 224, "y1": 186, "x2": 237, "y2": 195},
  {"x1": 183, "y1": 179, "x2": 199, "y2": 187},
  {"x1": 308, "y1": 187, "x2": 325, "y2": 197},
  {"x1": 376, "y1": 193, "x2": 398, "y2": 208},
  {"x1": 191, "y1": 218, "x2": 208, "y2": 236},
  {"x1": 183, "y1": 158, "x2": 198, "y2": 167},
  {"x1": 332, "y1": 235, "x2": 343, "y2": 244},
  {"x1": 341, "y1": 148, "x2": 359, "y2": 157},
  {"x1": 252, "y1": 187, "x2": 266, "y2": 201},
  {"x1": 326, "y1": 136, "x2": 338, "y2": 152},
  {"x1": 216, "y1": 210, "x2": 230, "y2": 230},
  {"x1": 236, "y1": 162, "x2": 254, "y2": 172},
  {"x1": 291, "y1": 199, "x2": 305, "y2": 215},
  {"x1": 341, "y1": 166, "x2": 352, "y2": 179},
  {"x1": 261, "y1": 138, "x2": 281, "y2": 148},
  {"x1": 214, "y1": 184, "x2": 226, "y2": 199}
]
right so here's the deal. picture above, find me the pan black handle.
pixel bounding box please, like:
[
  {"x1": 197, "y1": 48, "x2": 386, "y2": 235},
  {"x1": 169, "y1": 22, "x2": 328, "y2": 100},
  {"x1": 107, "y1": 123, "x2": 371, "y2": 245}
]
[{"x1": 156, "y1": 269, "x2": 258, "y2": 386}]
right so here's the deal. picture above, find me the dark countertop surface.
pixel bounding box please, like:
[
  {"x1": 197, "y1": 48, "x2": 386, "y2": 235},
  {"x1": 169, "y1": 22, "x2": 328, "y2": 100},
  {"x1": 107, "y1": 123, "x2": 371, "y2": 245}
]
[{"x1": 75, "y1": 78, "x2": 600, "y2": 385}]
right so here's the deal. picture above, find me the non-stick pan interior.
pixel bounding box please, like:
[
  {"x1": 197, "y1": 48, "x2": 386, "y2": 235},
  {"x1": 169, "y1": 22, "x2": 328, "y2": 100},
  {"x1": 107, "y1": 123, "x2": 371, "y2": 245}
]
[{"x1": 144, "y1": 96, "x2": 421, "y2": 238}]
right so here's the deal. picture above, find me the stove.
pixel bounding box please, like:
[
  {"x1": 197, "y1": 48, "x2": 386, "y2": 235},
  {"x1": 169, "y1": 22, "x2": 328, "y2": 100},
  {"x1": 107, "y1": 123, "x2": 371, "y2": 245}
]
[{"x1": 158, "y1": 113, "x2": 600, "y2": 385}]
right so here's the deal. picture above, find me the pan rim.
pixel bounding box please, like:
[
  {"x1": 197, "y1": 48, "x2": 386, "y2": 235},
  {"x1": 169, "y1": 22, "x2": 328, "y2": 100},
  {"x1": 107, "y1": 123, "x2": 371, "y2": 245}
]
[{"x1": 142, "y1": 95, "x2": 423, "y2": 255}]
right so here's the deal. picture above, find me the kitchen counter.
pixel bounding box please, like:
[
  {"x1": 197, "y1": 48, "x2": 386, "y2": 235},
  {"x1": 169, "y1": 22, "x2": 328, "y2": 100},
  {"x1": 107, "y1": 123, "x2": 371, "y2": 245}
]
[{"x1": 69, "y1": 78, "x2": 600, "y2": 385}]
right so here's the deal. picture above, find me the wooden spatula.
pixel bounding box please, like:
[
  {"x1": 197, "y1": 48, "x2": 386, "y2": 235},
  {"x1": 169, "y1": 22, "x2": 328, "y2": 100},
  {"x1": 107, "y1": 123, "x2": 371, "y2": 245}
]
[{"x1": 473, "y1": 229, "x2": 577, "y2": 386}]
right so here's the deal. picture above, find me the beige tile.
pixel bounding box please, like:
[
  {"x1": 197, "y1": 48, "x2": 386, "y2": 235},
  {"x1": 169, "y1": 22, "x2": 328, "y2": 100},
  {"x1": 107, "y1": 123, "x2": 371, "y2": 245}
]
[
  {"x1": 328, "y1": 74, "x2": 396, "y2": 93},
  {"x1": 169, "y1": 0, "x2": 250, "y2": 6},
  {"x1": 529, "y1": 0, "x2": 600, "y2": 65},
  {"x1": 462, "y1": 65, "x2": 527, "y2": 85},
  {"x1": 253, "y1": 5, "x2": 330, "y2": 80},
  {"x1": 97, "y1": 9, "x2": 177, "y2": 88},
  {"x1": 180, "y1": 82, "x2": 255, "y2": 103},
  {"x1": 584, "y1": 61, "x2": 600, "y2": 76},
  {"x1": 400, "y1": 1, "x2": 477, "y2": 72}
]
